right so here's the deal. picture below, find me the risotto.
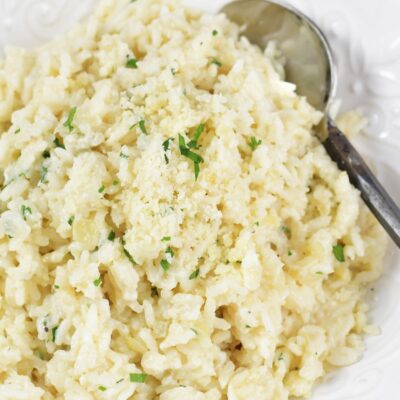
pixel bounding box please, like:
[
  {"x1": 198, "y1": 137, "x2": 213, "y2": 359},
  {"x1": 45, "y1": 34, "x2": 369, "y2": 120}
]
[{"x1": 0, "y1": 0, "x2": 386, "y2": 399}]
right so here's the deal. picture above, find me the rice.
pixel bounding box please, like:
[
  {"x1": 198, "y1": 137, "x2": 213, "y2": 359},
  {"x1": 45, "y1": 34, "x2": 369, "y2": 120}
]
[{"x1": 0, "y1": 0, "x2": 386, "y2": 399}]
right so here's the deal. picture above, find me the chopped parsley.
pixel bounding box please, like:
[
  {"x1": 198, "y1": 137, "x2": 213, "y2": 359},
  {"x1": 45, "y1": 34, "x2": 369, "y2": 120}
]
[
  {"x1": 316, "y1": 271, "x2": 324, "y2": 275},
  {"x1": 93, "y1": 278, "x2": 102, "y2": 287},
  {"x1": 161, "y1": 246, "x2": 175, "y2": 272},
  {"x1": 333, "y1": 244, "x2": 345, "y2": 262},
  {"x1": 162, "y1": 137, "x2": 174, "y2": 164},
  {"x1": 68, "y1": 216, "x2": 75, "y2": 226},
  {"x1": 14, "y1": 128, "x2": 21, "y2": 134},
  {"x1": 54, "y1": 285, "x2": 60, "y2": 289},
  {"x1": 178, "y1": 134, "x2": 204, "y2": 180},
  {"x1": 42, "y1": 150, "x2": 51, "y2": 158},
  {"x1": 120, "y1": 151, "x2": 129, "y2": 159},
  {"x1": 126, "y1": 58, "x2": 138, "y2": 69},
  {"x1": 171, "y1": 67, "x2": 176, "y2": 76},
  {"x1": 108, "y1": 231, "x2": 116, "y2": 241},
  {"x1": 123, "y1": 247, "x2": 138, "y2": 266},
  {"x1": 281, "y1": 225, "x2": 291, "y2": 236},
  {"x1": 40, "y1": 165, "x2": 48, "y2": 183},
  {"x1": 212, "y1": 30, "x2": 218, "y2": 36},
  {"x1": 278, "y1": 353, "x2": 284, "y2": 361},
  {"x1": 190, "y1": 328, "x2": 198, "y2": 335},
  {"x1": 288, "y1": 250, "x2": 293, "y2": 256},
  {"x1": 51, "y1": 326, "x2": 58, "y2": 343},
  {"x1": 112, "y1": 179, "x2": 119, "y2": 186},
  {"x1": 245, "y1": 324, "x2": 251, "y2": 328},
  {"x1": 129, "y1": 373, "x2": 147, "y2": 383},
  {"x1": 165, "y1": 246, "x2": 174, "y2": 258},
  {"x1": 187, "y1": 123, "x2": 205, "y2": 150},
  {"x1": 98, "y1": 386, "x2": 107, "y2": 392},
  {"x1": 248, "y1": 136, "x2": 262, "y2": 151},
  {"x1": 139, "y1": 120, "x2": 147, "y2": 135},
  {"x1": 211, "y1": 58, "x2": 222, "y2": 67},
  {"x1": 21, "y1": 205, "x2": 32, "y2": 221},
  {"x1": 98, "y1": 185, "x2": 105, "y2": 194},
  {"x1": 116, "y1": 378, "x2": 124, "y2": 384},
  {"x1": 53, "y1": 135, "x2": 65, "y2": 149},
  {"x1": 63, "y1": 107, "x2": 77, "y2": 132},
  {"x1": 160, "y1": 259, "x2": 170, "y2": 272},
  {"x1": 189, "y1": 268, "x2": 200, "y2": 280},
  {"x1": 130, "y1": 119, "x2": 148, "y2": 135},
  {"x1": 161, "y1": 236, "x2": 171, "y2": 242}
]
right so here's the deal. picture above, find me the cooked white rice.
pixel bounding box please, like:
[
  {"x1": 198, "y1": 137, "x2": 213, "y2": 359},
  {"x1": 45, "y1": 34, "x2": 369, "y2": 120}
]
[{"x1": 0, "y1": 0, "x2": 386, "y2": 399}]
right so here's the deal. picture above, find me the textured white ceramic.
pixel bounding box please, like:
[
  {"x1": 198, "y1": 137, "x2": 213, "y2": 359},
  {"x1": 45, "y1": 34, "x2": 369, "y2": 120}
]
[{"x1": 0, "y1": 0, "x2": 399, "y2": 398}]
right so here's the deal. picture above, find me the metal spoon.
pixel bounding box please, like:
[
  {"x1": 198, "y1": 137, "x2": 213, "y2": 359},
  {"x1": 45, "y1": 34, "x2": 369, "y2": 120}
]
[{"x1": 222, "y1": 0, "x2": 400, "y2": 247}]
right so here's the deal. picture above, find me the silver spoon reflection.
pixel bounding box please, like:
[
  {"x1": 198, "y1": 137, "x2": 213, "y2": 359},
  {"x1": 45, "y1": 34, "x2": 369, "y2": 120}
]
[{"x1": 222, "y1": 0, "x2": 400, "y2": 247}]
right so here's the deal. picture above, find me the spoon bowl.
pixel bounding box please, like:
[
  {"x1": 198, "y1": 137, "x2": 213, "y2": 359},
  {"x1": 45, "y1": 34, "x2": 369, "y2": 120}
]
[
  {"x1": 221, "y1": 0, "x2": 400, "y2": 247},
  {"x1": 222, "y1": 0, "x2": 336, "y2": 112}
]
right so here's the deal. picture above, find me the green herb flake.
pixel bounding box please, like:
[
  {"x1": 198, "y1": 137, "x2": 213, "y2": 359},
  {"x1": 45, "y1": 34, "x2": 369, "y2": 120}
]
[
  {"x1": 126, "y1": 58, "x2": 138, "y2": 69},
  {"x1": 281, "y1": 225, "x2": 291, "y2": 236},
  {"x1": 98, "y1": 185, "x2": 105, "y2": 194},
  {"x1": 161, "y1": 236, "x2": 171, "y2": 242},
  {"x1": 63, "y1": 107, "x2": 77, "y2": 132},
  {"x1": 116, "y1": 378, "x2": 124, "y2": 384},
  {"x1": 333, "y1": 244, "x2": 345, "y2": 262},
  {"x1": 112, "y1": 179, "x2": 119, "y2": 186},
  {"x1": 98, "y1": 386, "x2": 107, "y2": 392},
  {"x1": 123, "y1": 247, "x2": 138, "y2": 266},
  {"x1": 248, "y1": 136, "x2": 262, "y2": 151},
  {"x1": 288, "y1": 250, "x2": 293, "y2": 256},
  {"x1": 120, "y1": 151, "x2": 129, "y2": 159},
  {"x1": 93, "y1": 278, "x2": 102, "y2": 287},
  {"x1": 245, "y1": 324, "x2": 251, "y2": 328},
  {"x1": 21, "y1": 205, "x2": 32, "y2": 221},
  {"x1": 53, "y1": 135, "x2": 65, "y2": 149},
  {"x1": 212, "y1": 30, "x2": 218, "y2": 36},
  {"x1": 278, "y1": 353, "x2": 284, "y2": 361},
  {"x1": 40, "y1": 165, "x2": 48, "y2": 183},
  {"x1": 14, "y1": 128, "x2": 21, "y2": 134},
  {"x1": 160, "y1": 259, "x2": 170, "y2": 272},
  {"x1": 165, "y1": 246, "x2": 174, "y2": 258},
  {"x1": 211, "y1": 58, "x2": 222, "y2": 67},
  {"x1": 178, "y1": 134, "x2": 204, "y2": 180},
  {"x1": 316, "y1": 271, "x2": 324, "y2": 275},
  {"x1": 129, "y1": 373, "x2": 147, "y2": 383},
  {"x1": 68, "y1": 216, "x2": 75, "y2": 226},
  {"x1": 190, "y1": 328, "x2": 198, "y2": 335},
  {"x1": 108, "y1": 231, "x2": 116, "y2": 241},
  {"x1": 189, "y1": 268, "x2": 200, "y2": 280},
  {"x1": 162, "y1": 138, "x2": 174, "y2": 164},
  {"x1": 187, "y1": 123, "x2": 205, "y2": 150},
  {"x1": 51, "y1": 326, "x2": 58, "y2": 343},
  {"x1": 139, "y1": 119, "x2": 148, "y2": 135},
  {"x1": 171, "y1": 67, "x2": 176, "y2": 76},
  {"x1": 54, "y1": 285, "x2": 60, "y2": 289},
  {"x1": 42, "y1": 150, "x2": 51, "y2": 159}
]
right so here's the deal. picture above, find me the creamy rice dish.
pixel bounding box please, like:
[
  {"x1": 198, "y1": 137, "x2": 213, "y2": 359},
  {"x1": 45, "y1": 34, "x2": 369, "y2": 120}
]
[{"x1": 0, "y1": 0, "x2": 387, "y2": 399}]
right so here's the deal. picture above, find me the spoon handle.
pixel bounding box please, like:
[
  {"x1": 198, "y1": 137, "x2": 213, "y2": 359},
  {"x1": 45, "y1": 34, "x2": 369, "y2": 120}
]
[{"x1": 323, "y1": 118, "x2": 400, "y2": 247}]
